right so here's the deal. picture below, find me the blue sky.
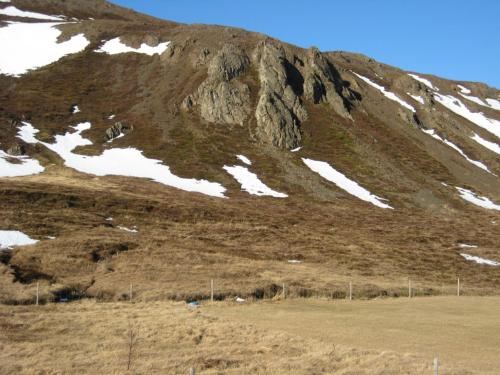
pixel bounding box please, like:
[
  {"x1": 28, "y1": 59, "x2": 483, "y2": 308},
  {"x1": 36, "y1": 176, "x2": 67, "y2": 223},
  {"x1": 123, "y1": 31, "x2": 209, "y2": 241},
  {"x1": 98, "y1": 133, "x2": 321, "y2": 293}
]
[{"x1": 110, "y1": 0, "x2": 500, "y2": 88}]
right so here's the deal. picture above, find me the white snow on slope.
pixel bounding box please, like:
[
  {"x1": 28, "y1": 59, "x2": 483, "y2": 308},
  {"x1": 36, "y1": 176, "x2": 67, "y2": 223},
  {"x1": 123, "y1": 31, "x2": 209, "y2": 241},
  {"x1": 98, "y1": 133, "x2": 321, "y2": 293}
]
[
  {"x1": 71, "y1": 105, "x2": 80, "y2": 114},
  {"x1": 0, "y1": 5, "x2": 63, "y2": 20},
  {"x1": 458, "y1": 89, "x2": 500, "y2": 111},
  {"x1": 302, "y1": 158, "x2": 393, "y2": 209},
  {"x1": 408, "y1": 74, "x2": 438, "y2": 91},
  {"x1": 433, "y1": 94, "x2": 500, "y2": 139},
  {"x1": 407, "y1": 93, "x2": 424, "y2": 104},
  {"x1": 485, "y1": 98, "x2": 500, "y2": 111},
  {"x1": 223, "y1": 165, "x2": 287, "y2": 198},
  {"x1": 456, "y1": 187, "x2": 500, "y2": 211},
  {"x1": 0, "y1": 230, "x2": 38, "y2": 249},
  {"x1": 117, "y1": 226, "x2": 137, "y2": 233},
  {"x1": 457, "y1": 85, "x2": 471, "y2": 94},
  {"x1": 461, "y1": 253, "x2": 500, "y2": 267},
  {"x1": 0, "y1": 150, "x2": 44, "y2": 177},
  {"x1": 0, "y1": 22, "x2": 89, "y2": 76},
  {"x1": 96, "y1": 37, "x2": 170, "y2": 56},
  {"x1": 422, "y1": 129, "x2": 490, "y2": 172},
  {"x1": 471, "y1": 133, "x2": 500, "y2": 155},
  {"x1": 236, "y1": 155, "x2": 251, "y2": 165},
  {"x1": 291, "y1": 147, "x2": 302, "y2": 152},
  {"x1": 17, "y1": 122, "x2": 227, "y2": 198},
  {"x1": 353, "y1": 72, "x2": 415, "y2": 112},
  {"x1": 459, "y1": 243, "x2": 477, "y2": 248},
  {"x1": 459, "y1": 93, "x2": 486, "y2": 107}
]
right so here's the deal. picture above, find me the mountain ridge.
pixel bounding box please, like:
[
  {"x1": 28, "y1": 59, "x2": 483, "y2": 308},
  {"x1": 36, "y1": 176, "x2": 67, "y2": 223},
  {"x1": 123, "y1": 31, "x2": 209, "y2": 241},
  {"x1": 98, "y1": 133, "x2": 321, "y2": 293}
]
[{"x1": 0, "y1": 0, "x2": 498, "y2": 304}]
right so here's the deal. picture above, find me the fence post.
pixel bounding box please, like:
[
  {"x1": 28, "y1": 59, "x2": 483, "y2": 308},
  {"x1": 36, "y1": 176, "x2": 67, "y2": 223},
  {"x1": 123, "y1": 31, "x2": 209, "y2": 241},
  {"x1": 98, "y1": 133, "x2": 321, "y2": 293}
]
[
  {"x1": 129, "y1": 283, "x2": 133, "y2": 301},
  {"x1": 433, "y1": 357, "x2": 439, "y2": 375},
  {"x1": 349, "y1": 281, "x2": 352, "y2": 301},
  {"x1": 36, "y1": 282, "x2": 39, "y2": 306},
  {"x1": 457, "y1": 277, "x2": 460, "y2": 297},
  {"x1": 210, "y1": 279, "x2": 214, "y2": 302},
  {"x1": 408, "y1": 278, "x2": 411, "y2": 298},
  {"x1": 282, "y1": 283, "x2": 286, "y2": 299}
]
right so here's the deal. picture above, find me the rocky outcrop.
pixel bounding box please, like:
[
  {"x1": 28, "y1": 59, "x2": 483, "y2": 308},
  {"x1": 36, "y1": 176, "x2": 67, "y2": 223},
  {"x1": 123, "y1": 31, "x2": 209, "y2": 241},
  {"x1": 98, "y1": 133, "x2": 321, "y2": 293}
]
[
  {"x1": 253, "y1": 41, "x2": 307, "y2": 149},
  {"x1": 181, "y1": 44, "x2": 252, "y2": 126},
  {"x1": 105, "y1": 121, "x2": 133, "y2": 141},
  {"x1": 7, "y1": 144, "x2": 25, "y2": 156},
  {"x1": 303, "y1": 47, "x2": 354, "y2": 119}
]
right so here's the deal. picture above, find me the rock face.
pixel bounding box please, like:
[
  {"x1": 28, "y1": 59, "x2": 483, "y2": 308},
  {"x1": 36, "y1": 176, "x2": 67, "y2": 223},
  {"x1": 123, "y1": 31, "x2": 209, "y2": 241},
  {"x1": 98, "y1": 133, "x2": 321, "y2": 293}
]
[
  {"x1": 303, "y1": 47, "x2": 354, "y2": 119},
  {"x1": 253, "y1": 41, "x2": 307, "y2": 149},
  {"x1": 105, "y1": 121, "x2": 133, "y2": 141},
  {"x1": 182, "y1": 44, "x2": 252, "y2": 126}
]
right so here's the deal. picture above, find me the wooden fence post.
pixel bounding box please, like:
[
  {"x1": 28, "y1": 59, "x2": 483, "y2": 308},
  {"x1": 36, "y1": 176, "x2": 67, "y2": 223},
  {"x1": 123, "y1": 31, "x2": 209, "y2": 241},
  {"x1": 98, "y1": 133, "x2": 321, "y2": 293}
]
[
  {"x1": 408, "y1": 278, "x2": 412, "y2": 298},
  {"x1": 282, "y1": 283, "x2": 286, "y2": 299},
  {"x1": 433, "y1": 357, "x2": 439, "y2": 375},
  {"x1": 129, "y1": 283, "x2": 133, "y2": 301},
  {"x1": 36, "y1": 282, "x2": 39, "y2": 306},
  {"x1": 210, "y1": 279, "x2": 214, "y2": 302},
  {"x1": 349, "y1": 281, "x2": 352, "y2": 301},
  {"x1": 457, "y1": 277, "x2": 460, "y2": 297}
]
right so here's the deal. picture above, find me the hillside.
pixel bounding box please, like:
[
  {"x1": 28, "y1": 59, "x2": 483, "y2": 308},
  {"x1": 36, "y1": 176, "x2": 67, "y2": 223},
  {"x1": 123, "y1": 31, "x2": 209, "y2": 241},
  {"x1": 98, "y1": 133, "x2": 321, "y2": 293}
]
[{"x1": 0, "y1": 0, "x2": 499, "y2": 305}]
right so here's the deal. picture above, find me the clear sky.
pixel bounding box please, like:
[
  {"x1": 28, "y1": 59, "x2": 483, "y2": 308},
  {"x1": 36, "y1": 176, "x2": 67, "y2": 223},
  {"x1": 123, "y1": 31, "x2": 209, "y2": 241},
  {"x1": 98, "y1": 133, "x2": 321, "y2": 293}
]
[{"x1": 110, "y1": 0, "x2": 500, "y2": 89}]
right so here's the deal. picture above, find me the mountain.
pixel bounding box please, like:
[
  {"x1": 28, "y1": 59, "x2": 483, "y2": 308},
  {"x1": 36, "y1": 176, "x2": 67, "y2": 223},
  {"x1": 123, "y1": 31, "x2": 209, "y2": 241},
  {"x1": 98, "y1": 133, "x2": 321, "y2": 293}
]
[{"x1": 0, "y1": 0, "x2": 499, "y2": 304}]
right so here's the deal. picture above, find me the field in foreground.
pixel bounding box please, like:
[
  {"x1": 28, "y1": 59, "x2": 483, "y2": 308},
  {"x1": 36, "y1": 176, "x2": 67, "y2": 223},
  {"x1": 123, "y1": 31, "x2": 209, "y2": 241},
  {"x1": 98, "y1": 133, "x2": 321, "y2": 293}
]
[{"x1": 1, "y1": 297, "x2": 498, "y2": 374}]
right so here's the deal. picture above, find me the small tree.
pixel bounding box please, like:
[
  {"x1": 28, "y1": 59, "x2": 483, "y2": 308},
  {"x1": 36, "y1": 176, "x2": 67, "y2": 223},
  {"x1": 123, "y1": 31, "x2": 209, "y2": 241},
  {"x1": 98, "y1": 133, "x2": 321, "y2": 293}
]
[{"x1": 126, "y1": 320, "x2": 139, "y2": 371}]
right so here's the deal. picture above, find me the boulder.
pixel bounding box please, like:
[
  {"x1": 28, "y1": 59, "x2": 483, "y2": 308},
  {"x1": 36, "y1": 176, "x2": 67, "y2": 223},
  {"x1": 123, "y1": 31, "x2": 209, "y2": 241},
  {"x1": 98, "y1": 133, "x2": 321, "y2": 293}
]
[{"x1": 105, "y1": 121, "x2": 133, "y2": 141}]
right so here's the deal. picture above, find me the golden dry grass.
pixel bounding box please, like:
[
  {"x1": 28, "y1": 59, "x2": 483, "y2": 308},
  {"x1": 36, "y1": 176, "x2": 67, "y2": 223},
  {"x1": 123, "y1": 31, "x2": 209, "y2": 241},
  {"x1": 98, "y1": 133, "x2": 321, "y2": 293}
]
[
  {"x1": 208, "y1": 296, "x2": 500, "y2": 375},
  {"x1": 0, "y1": 298, "x2": 484, "y2": 374}
]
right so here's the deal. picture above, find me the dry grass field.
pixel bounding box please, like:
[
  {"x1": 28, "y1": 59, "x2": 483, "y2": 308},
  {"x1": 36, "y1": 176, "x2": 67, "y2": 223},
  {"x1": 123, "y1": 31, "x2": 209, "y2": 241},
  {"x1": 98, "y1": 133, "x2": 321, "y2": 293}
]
[
  {"x1": 209, "y1": 296, "x2": 500, "y2": 375},
  {"x1": 1, "y1": 297, "x2": 498, "y2": 374}
]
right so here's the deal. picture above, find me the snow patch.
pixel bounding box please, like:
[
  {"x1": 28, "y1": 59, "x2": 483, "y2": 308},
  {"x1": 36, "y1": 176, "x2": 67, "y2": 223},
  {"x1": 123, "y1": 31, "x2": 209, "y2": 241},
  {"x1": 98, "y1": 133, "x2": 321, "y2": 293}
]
[
  {"x1": 471, "y1": 133, "x2": 500, "y2": 155},
  {"x1": 236, "y1": 155, "x2": 251, "y2": 165},
  {"x1": 422, "y1": 129, "x2": 491, "y2": 173},
  {"x1": 108, "y1": 114, "x2": 115, "y2": 120},
  {"x1": 407, "y1": 93, "x2": 424, "y2": 104},
  {"x1": 287, "y1": 259, "x2": 303, "y2": 264},
  {"x1": 117, "y1": 226, "x2": 137, "y2": 233},
  {"x1": 459, "y1": 92, "x2": 500, "y2": 111},
  {"x1": 461, "y1": 253, "x2": 500, "y2": 267},
  {"x1": 459, "y1": 93, "x2": 486, "y2": 107},
  {"x1": 290, "y1": 147, "x2": 302, "y2": 152},
  {"x1": 459, "y1": 243, "x2": 477, "y2": 248},
  {"x1": 0, "y1": 6, "x2": 64, "y2": 20},
  {"x1": 353, "y1": 72, "x2": 415, "y2": 112},
  {"x1": 16, "y1": 122, "x2": 227, "y2": 198},
  {"x1": 71, "y1": 105, "x2": 80, "y2": 114},
  {"x1": 408, "y1": 73, "x2": 438, "y2": 91},
  {"x1": 456, "y1": 187, "x2": 500, "y2": 211},
  {"x1": 223, "y1": 165, "x2": 287, "y2": 198},
  {"x1": 0, "y1": 230, "x2": 38, "y2": 249},
  {"x1": 433, "y1": 94, "x2": 500, "y2": 139},
  {"x1": 0, "y1": 150, "x2": 44, "y2": 177},
  {"x1": 0, "y1": 22, "x2": 90, "y2": 76},
  {"x1": 457, "y1": 85, "x2": 471, "y2": 94},
  {"x1": 96, "y1": 37, "x2": 170, "y2": 56},
  {"x1": 485, "y1": 98, "x2": 500, "y2": 111},
  {"x1": 302, "y1": 158, "x2": 393, "y2": 209}
]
